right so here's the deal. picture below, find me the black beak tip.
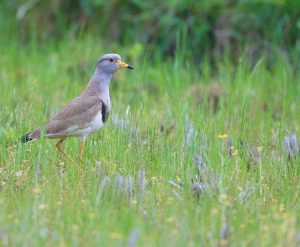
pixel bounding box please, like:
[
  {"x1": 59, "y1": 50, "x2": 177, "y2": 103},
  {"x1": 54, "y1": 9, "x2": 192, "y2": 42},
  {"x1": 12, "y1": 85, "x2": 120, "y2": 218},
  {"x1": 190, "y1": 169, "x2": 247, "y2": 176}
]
[{"x1": 127, "y1": 65, "x2": 134, "y2": 70}]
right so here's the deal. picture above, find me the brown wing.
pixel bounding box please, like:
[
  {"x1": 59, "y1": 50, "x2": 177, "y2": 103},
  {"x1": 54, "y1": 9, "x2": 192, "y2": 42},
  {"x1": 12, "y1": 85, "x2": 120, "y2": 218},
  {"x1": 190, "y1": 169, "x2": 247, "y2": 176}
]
[
  {"x1": 50, "y1": 96, "x2": 101, "y2": 121},
  {"x1": 45, "y1": 96, "x2": 103, "y2": 135}
]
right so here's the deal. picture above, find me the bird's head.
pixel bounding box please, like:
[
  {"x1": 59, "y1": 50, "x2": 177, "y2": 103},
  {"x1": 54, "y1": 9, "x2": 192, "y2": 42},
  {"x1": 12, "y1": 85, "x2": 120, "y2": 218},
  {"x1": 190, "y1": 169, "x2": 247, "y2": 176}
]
[{"x1": 97, "y1": 54, "x2": 133, "y2": 74}]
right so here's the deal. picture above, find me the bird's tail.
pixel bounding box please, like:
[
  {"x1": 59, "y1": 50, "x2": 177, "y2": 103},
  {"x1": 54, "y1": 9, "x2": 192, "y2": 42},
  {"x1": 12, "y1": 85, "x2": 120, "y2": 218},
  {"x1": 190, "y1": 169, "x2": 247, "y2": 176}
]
[{"x1": 20, "y1": 129, "x2": 41, "y2": 143}]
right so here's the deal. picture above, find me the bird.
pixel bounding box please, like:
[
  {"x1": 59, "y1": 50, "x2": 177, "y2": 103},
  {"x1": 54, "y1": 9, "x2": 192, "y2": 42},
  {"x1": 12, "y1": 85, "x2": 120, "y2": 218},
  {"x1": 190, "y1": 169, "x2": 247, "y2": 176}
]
[{"x1": 20, "y1": 53, "x2": 133, "y2": 174}]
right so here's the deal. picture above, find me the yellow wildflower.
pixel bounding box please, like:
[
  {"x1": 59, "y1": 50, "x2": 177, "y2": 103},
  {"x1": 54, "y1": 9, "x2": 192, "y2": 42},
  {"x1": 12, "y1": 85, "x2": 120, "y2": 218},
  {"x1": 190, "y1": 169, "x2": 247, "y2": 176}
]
[
  {"x1": 218, "y1": 134, "x2": 228, "y2": 139},
  {"x1": 232, "y1": 149, "x2": 239, "y2": 156},
  {"x1": 257, "y1": 145, "x2": 263, "y2": 153}
]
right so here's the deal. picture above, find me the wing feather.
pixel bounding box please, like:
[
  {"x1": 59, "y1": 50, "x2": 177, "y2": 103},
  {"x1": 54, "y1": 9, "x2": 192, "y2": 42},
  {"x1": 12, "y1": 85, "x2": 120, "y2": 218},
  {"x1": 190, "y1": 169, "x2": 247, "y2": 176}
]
[{"x1": 45, "y1": 96, "x2": 103, "y2": 135}]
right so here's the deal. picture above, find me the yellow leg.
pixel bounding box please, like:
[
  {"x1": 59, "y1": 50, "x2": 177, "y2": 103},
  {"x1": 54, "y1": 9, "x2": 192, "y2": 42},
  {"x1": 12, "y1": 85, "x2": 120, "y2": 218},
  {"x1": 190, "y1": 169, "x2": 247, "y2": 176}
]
[
  {"x1": 55, "y1": 138, "x2": 75, "y2": 164},
  {"x1": 78, "y1": 140, "x2": 85, "y2": 177}
]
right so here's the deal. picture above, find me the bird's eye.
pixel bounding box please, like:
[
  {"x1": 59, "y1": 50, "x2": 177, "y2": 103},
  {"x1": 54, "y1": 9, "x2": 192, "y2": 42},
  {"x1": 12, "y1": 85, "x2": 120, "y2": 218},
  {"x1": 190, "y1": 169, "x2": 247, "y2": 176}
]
[{"x1": 109, "y1": 58, "x2": 114, "y2": 62}]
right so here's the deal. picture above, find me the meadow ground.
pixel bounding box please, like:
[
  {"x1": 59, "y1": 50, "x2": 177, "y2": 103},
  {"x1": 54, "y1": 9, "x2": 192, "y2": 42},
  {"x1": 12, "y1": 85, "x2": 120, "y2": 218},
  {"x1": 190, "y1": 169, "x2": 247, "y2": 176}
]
[{"x1": 0, "y1": 36, "x2": 300, "y2": 246}]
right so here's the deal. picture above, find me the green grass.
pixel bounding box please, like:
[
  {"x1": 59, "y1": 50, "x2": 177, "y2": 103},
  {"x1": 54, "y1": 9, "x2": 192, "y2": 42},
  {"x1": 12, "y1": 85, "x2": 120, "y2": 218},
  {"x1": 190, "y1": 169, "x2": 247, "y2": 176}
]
[{"x1": 0, "y1": 35, "x2": 300, "y2": 247}]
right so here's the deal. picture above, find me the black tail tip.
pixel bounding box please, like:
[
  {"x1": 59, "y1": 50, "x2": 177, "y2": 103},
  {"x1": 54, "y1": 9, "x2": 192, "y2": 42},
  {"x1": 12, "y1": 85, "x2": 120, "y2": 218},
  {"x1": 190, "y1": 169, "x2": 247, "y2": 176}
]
[{"x1": 20, "y1": 133, "x2": 33, "y2": 143}]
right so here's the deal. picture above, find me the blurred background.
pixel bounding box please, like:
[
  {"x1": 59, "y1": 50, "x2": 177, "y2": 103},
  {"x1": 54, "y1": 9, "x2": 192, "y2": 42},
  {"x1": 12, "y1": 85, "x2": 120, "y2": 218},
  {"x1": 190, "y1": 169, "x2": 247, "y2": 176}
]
[
  {"x1": 1, "y1": 0, "x2": 300, "y2": 69},
  {"x1": 1, "y1": 2, "x2": 300, "y2": 246}
]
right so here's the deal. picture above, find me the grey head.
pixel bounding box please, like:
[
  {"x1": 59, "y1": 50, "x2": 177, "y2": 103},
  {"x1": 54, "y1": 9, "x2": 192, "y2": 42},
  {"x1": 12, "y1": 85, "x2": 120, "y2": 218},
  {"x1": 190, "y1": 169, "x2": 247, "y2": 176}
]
[{"x1": 97, "y1": 53, "x2": 133, "y2": 74}]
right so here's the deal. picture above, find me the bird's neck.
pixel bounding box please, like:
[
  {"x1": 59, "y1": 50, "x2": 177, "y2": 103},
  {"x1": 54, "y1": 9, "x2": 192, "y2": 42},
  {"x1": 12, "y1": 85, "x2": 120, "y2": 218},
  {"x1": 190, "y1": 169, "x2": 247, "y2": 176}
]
[{"x1": 83, "y1": 68, "x2": 112, "y2": 107}]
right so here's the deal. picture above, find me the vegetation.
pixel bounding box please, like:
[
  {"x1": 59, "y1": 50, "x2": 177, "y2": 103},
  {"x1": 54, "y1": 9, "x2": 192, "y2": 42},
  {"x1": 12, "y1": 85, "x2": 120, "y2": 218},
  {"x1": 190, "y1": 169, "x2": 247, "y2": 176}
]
[
  {"x1": 0, "y1": 1, "x2": 300, "y2": 246},
  {"x1": 2, "y1": 0, "x2": 300, "y2": 64}
]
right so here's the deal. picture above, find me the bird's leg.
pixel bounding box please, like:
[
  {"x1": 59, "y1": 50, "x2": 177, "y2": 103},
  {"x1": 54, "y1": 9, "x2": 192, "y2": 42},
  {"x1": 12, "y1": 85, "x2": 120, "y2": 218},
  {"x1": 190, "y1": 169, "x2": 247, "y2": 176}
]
[
  {"x1": 78, "y1": 140, "x2": 85, "y2": 177},
  {"x1": 55, "y1": 138, "x2": 75, "y2": 164}
]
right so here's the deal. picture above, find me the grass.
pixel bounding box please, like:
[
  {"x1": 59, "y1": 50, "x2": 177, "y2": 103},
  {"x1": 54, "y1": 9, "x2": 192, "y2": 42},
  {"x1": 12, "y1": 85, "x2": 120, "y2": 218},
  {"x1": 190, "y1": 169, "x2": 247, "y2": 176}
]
[{"x1": 0, "y1": 34, "x2": 300, "y2": 247}]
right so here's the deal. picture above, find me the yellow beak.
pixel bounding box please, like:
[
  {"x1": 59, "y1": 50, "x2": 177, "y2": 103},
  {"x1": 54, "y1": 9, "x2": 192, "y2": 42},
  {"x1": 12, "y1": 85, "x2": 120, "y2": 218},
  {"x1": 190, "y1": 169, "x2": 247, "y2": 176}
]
[{"x1": 117, "y1": 60, "x2": 134, "y2": 69}]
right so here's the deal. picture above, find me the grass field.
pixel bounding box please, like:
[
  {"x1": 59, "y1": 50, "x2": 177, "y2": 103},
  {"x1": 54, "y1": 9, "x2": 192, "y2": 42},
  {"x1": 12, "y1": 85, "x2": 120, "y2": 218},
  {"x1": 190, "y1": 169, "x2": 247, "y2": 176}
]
[{"x1": 0, "y1": 35, "x2": 300, "y2": 246}]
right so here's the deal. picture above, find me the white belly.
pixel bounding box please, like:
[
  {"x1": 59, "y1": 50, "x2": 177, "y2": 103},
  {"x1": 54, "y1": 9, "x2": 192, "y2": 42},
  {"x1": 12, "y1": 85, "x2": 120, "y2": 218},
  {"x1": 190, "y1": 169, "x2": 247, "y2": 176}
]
[{"x1": 75, "y1": 111, "x2": 104, "y2": 140}]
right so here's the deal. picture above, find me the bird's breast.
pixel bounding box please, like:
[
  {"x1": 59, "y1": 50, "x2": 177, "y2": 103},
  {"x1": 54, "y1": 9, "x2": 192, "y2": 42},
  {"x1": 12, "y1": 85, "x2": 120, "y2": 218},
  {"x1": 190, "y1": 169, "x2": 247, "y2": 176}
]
[{"x1": 91, "y1": 110, "x2": 105, "y2": 130}]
